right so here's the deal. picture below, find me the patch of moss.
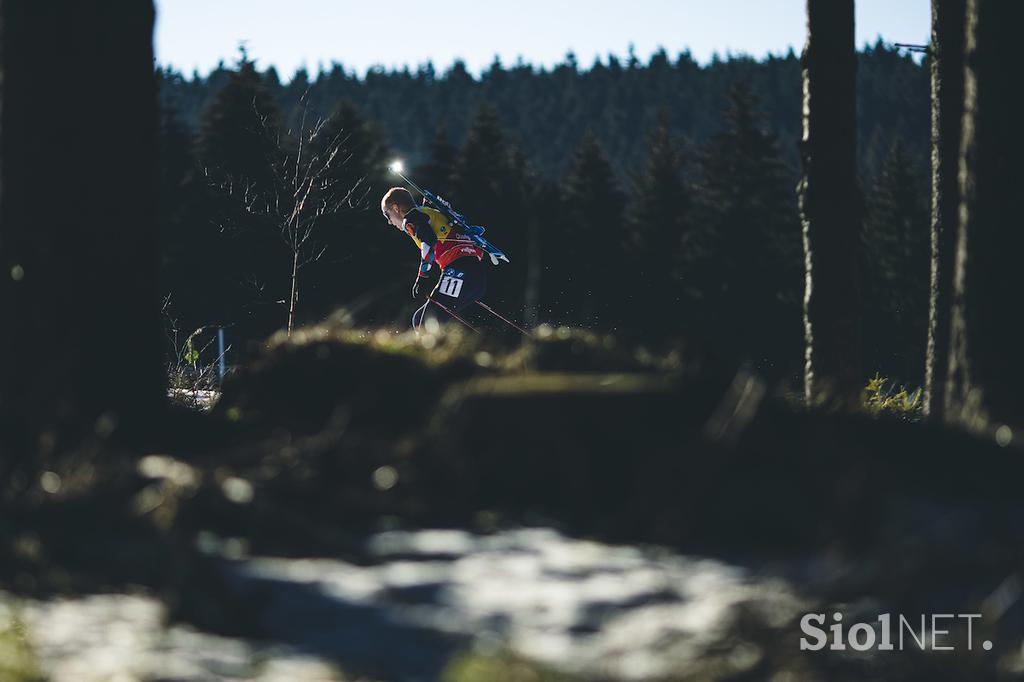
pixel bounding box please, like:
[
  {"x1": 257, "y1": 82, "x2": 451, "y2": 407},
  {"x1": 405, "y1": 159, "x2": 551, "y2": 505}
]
[
  {"x1": 500, "y1": 325, "x2": 686, "y2": 374},
  {"x1": 0, "y1": 605, "x2": 46, "y2": 682},
  {"x1": 215, "y1": 325, "x2": 492, "y2": 435},
  {"x1": 442, "y1": 650, "x2": 575, "y2": 682}
]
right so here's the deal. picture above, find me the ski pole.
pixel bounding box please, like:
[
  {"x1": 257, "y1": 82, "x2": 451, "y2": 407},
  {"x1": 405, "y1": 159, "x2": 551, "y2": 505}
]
[
  {"x1": 475, "y1": 300, "x2": 532, "y2": 337},
  {"x1": 428, "y1": 297, "x2": 481, "y2": 334}
]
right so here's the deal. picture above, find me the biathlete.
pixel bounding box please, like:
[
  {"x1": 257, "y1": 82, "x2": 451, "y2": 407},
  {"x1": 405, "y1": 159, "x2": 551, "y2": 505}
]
[{"x1": 381, "y1": 186, "x2": 488, "y2": 316}]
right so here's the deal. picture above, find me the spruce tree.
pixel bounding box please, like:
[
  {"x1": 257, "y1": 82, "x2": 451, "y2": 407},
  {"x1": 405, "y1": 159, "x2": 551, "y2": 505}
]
[
  {"x1": 196, "y1": 51, "x2": 288, "y2": 338},
  {"x1": 628, "y1": 112, "x2": 691, "y2": 336},
  {"x1": 499, "y1": 145, "x2": 536, "y2": 318},
  {"x1": 451, "y1": 105, "x2": 535, "y2": 319},
  {"x1": 301, "y1": 100, "x2": 397, "y2": 324},
  {"x1": 157, "y1": 96, "x2": 214, "y2": 340},
  {"x1": 416, "y1": 125, "x2": 457, "y2": 192},
  {"x1": 561, "y1": 132, "x2": 626, "y2": 328},
  {"x1": 197, "y1": 50, "x2": 281, "y2": 188},
  {"x1": 682, "y1": 83, "x2": 803, "y2": 373},
  {"x1": 315, "y1": 99, "x2": 389, "y2": 206},
  {"x1": 451, "y1": 104, "x2": 510, "y2": 219},
  {"x1": 863, "y1": 141, "x2": 930, "y2": 384},
  {"x1": 158, "y1": 97, "x2": 196, "y2": 264}
]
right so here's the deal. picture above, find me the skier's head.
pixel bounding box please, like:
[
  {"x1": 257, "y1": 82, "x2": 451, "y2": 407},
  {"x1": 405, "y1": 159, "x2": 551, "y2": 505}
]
[{"x1": 381, "y1": 187, "x2": 416, "y2": 229}]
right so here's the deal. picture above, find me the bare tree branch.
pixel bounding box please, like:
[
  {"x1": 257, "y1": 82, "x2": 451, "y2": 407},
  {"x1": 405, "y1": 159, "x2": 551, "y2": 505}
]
[{"x1": 206, "y1": 93, "x2": 366, "y2": 335}]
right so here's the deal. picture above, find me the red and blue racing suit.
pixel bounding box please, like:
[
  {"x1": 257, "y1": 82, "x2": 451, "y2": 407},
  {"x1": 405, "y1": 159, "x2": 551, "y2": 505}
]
[{"x1": 403, "y1": 206, "x2": 487, "y2": 312}]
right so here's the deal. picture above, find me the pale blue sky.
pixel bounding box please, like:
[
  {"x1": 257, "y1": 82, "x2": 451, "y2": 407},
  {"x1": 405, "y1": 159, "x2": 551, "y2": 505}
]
[{"x1": 154, "y1": 0, "x2": 930, "y2": 79}]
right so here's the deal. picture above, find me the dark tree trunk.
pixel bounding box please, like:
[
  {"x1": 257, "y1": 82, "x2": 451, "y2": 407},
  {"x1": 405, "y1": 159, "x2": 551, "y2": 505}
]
[
  {"x1": 0, "y1": 1, "x2": 163, "y2": 481},
  {"x1": 923, "y1": 0, "x2": 967, "y2": 421},
  {"x1": 946, "y1": 0, "x2": 1024, "y2": 433},
  {"x1": 798, "y1": 0, "x2": 863, "y2": 405}
]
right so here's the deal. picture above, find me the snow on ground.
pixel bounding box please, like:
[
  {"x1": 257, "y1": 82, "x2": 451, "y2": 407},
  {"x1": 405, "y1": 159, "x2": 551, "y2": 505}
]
[
  {"x1": 3, "y1": 528, "x2": 807, "y2": 681},
  {"x1": 3, "y1": 594, "x2": 352, "y2": 682},
  {"x1": 167, "y1": 388, "x2": 220, "y2": 411}
]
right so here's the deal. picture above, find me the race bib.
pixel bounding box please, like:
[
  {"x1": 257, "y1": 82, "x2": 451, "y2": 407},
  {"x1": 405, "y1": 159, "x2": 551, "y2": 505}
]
[{"x1": 438, "y1": 275, "x2": 464, "y2": 298}]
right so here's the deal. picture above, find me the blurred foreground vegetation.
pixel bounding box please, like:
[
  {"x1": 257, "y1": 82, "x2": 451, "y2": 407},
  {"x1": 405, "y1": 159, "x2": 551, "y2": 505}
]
[{"x1": 3, "y1": 323, "x2": 1022, "y2": 679}]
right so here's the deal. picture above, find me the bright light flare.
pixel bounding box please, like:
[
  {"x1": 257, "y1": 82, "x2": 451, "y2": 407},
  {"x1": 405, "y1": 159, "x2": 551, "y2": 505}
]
[{"x1": 389, "y1": 160, "x2": 404, "y2": 174}]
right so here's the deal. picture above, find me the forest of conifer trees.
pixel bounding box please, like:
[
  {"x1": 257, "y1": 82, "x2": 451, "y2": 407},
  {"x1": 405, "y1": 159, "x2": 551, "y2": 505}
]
[{"x1": 158, "y1": 42, "x2": 930, "y2": 386}]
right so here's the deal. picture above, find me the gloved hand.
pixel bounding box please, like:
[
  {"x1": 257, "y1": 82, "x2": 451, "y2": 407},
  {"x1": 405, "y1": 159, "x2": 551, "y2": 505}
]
[{"x1": 412, "y1": 274, "x2": 430, "y2": 300}]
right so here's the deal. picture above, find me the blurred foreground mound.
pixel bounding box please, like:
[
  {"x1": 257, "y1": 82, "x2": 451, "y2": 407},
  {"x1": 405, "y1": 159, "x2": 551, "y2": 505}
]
[
  {"x1": 207, "y1": 321, "x2": 1022, "y2": 553},
  {"x1": 215, "y1": 324, "x2": 692, "y2": 435}
]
